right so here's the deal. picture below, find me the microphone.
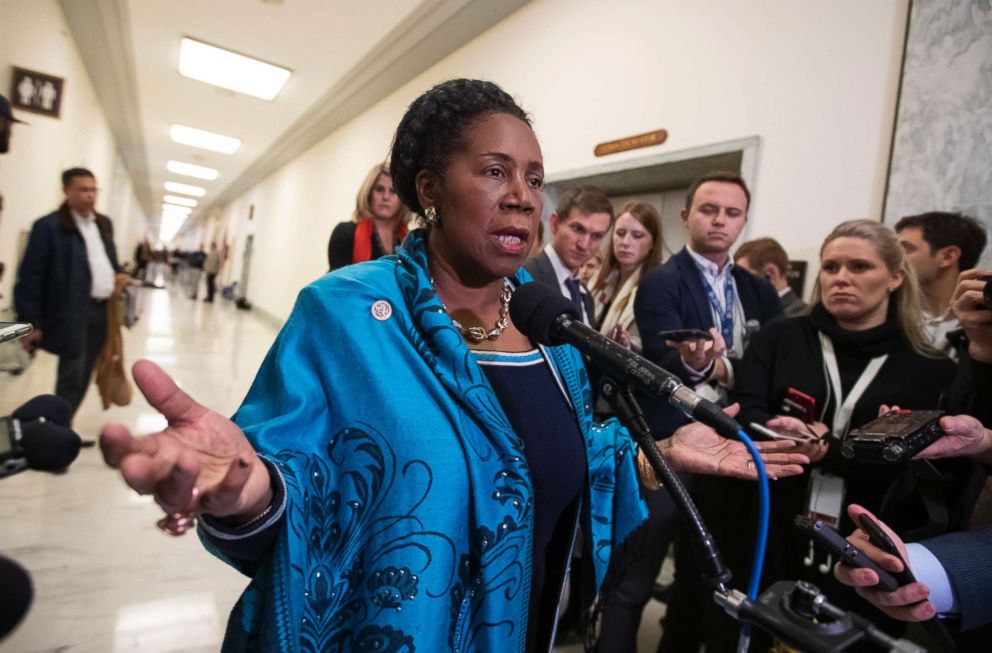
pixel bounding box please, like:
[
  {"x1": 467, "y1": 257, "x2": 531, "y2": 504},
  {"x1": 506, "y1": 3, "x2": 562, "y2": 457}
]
[
  {"x1": 509, "y1": 282, "x2": 742, "y2": 439},
  {"x1": 0, "y1": 555, "x2": 32, "y2": 640},
  {"x1": 12, "y1": 394, "x2": 72, "y2": 427},
  {"x1": 1, "y1": 395, "x2": 81, "y2": 478}
]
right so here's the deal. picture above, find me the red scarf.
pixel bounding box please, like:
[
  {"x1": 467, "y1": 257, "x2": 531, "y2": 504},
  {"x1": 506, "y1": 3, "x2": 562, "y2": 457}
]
[{"x1": 352, "y1": 219, "x2": 408, "y2": 264}]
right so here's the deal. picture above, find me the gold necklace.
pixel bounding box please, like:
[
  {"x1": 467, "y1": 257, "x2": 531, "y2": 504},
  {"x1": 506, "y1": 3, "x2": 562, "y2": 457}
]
[{"x1": 434, "y1": 278, "x2": 513, "y2": 343}]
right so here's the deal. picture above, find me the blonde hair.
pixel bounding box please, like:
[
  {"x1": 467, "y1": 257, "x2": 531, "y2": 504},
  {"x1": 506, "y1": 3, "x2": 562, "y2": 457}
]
[
  {"x1": 351, "y1": 163, "x2": 412, "y2": 226},
  {"x1": 813, "y1": 219, "x2": 936, "y2": 357},
  {"x1": 592, "y1": 200, "x2": 665, "y2": 293}
]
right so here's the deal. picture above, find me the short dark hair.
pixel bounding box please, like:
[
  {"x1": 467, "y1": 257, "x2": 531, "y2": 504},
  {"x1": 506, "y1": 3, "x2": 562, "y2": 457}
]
[
  {"x1": 555, "y1": 186, "x2": 614, "y2": 224},
  {"x1": 894, "y1": 211, "x2": 987, "y2": 271},
  {"x1": 62, "y1": 167, "x2": 95, "y2": 189},
  {"x1": 389, "y1": 79, "x2": 530, "y2": 216},
  {"x1": 684, "y1": 171, "x2": 751, "y2": 212},
  {"x1": 734, "y1": 237, "x2": 789, "y2": 276}
]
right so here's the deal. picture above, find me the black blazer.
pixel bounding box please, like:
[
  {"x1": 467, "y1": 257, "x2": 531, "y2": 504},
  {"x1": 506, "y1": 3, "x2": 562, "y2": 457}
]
[
  {"x1": 522, "y1": 250, "x2": 595, "y2": 324},
  {"x1": 633, "y1": 247, "x2": 783, "y2": 435}
]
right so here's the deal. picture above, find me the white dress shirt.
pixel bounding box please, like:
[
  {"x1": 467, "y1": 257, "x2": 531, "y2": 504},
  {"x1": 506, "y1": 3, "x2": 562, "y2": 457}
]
[
  {"x1": 544, "y1": 243, "x2": 591, "y2": 325},
  {"x1": 681, "y1": 246, "x2": 747, "y2": 394},
  {"x1": 72, "y1": 210, "x2": 115, "y2": 300},
  {"x1": 923, "y1": 308, "x2": 960, "y2": 360}
]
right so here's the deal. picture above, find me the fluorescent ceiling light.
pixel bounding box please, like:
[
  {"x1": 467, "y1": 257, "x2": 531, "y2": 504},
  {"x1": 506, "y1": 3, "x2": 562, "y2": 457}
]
[
  {"x1": 178, "y1": 37, "x2": 291, "y2": 100},
  {"x1": 170, "y1": 124, "x2": 241, "y2": 154},
  {"x1": 164, "y1": 181, "x2": 206, "y2": 197},
  {"x1": 161, "y1": 203, "x2": 192, "y2": 215},
  {"x1": 167, "y1": 160, "x2": 218, "y2": 181},
  {"x1": 164, "y1": 195, "x2": 198, "y2": 208}
]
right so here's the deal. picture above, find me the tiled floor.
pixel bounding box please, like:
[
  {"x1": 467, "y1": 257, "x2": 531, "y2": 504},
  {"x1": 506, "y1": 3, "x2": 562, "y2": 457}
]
[{"x1": 0, "y1": 280, "x2": 667, "y2": 652}]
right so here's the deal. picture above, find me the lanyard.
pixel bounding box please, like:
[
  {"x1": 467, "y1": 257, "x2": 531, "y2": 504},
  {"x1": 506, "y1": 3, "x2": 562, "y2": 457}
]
[
  {"x1": 819, "y1": 333, "x2": 888, "y2": 438},
  {"x1": 703, "y1": 276, "x2": 736, "y2": 346}
]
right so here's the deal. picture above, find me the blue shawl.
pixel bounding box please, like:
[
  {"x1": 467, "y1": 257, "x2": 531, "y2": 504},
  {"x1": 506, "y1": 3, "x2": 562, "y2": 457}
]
[{"x1": 202, "y1": 230, "x2": 647, "y2": 652}]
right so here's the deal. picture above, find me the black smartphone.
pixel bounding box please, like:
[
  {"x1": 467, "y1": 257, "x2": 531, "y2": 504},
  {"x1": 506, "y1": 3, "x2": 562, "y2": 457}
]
[
  {"x1": 659, "y1": 328, "x2": 713, "y2": 342},
  {"x1": 0, "y1": 322, "x2": 33, "y2": 344},
  {"x1": 793, "y1": 515, "x2": 899, "y2": 592},
  {"x1": 857, "y1": 513, "x2": 916, "y2": 586}
]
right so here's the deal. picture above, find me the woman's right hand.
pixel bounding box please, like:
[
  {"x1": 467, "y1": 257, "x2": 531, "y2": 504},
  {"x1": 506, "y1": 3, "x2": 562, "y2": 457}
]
[
  {"x1": 100, "y1": 360, "x2": 273, "y2": 525},
  {"x1": 765, "y1": 415, "x2": 829, "y2": 462}
]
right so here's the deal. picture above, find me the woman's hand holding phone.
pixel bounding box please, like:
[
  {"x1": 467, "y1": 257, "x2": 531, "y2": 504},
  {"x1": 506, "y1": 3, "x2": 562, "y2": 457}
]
[{"x1": 765, "y1": 415, "x2": 830, "y2": 462}]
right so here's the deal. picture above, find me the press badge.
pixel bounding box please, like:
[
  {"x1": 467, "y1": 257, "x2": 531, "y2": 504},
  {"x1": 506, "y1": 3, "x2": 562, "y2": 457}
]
[{"x1": 804, "y1": 468, "x2": 845, "y2": 527}]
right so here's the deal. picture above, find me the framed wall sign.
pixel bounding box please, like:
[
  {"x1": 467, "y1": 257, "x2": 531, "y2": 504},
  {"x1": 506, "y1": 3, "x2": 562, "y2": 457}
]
[{"x1": 10, "y1": 67, "x2": 65, "y2": 119}]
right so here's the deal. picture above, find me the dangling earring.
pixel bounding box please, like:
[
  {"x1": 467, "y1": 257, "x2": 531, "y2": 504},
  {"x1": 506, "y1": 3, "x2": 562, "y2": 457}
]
[{"x1": 423, "y1": 206, "x2": 438, "y2": 227}]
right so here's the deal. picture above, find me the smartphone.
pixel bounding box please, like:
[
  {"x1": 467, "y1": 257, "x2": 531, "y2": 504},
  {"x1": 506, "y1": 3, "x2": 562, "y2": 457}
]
[
  {"x1": 749, "y1": 422, "x2": 816, "y2": 443},
  {"x1": 857, "y1": 513, "x2": 916, "y2": 586},
  {"x1": 793, "y1": 515, "x2": 899, "y2": 592},
  {"x1": 780, "y1": 387, "x2": 817, "y2": 423},
  {"x1": 659, "y1": 328, "x2": 713, "y2": 342},
  {"x1": 0, "y1": 322, "x2": 33, "y2": 344}
]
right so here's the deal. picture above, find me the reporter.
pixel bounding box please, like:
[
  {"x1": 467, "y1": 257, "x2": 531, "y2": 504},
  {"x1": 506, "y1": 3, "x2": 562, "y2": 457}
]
[{"x1": 835, "y1": 504, "x2": 992, "y2": 632}]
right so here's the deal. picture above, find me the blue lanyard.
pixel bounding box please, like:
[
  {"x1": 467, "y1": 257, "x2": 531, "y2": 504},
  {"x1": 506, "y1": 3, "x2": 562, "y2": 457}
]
[{"x1": 703, "y1": 277, "x2": 735, "y2": 346}]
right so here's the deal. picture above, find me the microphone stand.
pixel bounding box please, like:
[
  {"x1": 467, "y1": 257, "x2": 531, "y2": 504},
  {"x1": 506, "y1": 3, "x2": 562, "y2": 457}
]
[{"x1": 597, "y1": 376, "x2": 927, "y2": 653}]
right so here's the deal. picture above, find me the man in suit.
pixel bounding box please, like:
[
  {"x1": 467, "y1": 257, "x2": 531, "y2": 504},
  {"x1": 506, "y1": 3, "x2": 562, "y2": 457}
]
[
  {"x1": 635, "y1": 171, "x2": 782, "y2": 432},
  {"x1": 735, "y1": 236, "x2": 807, "y2": 317},
  {"x1": 633, "y1": 171, "x2": 782, "y2": 653},
  {"x1": 15, "y1": 168, "x2": 122, "y2": 416},
  {"x1": 524, "y1": 185, "x2": 613, "y2": 325}
]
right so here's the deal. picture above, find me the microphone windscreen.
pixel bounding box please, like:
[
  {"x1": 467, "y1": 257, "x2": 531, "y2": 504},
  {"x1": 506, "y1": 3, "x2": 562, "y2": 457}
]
[
  {"x1": 509, "y1": 282, "x2": 578, "y2": 346},
  {"x1": 0, "y1": 555, "x2": 32, "y2": 640},
  {"x1": 19, "y1": 421, "x2": 81, "y2": 471},
  {"x1": 12, "y1": 395, "x2": 72, "y2": 428}
]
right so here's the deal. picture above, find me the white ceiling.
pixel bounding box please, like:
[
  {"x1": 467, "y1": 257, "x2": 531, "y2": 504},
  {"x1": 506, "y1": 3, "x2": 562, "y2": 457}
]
[{"x1": 59, "y1": 0, "x2": 529, "y2": 233}]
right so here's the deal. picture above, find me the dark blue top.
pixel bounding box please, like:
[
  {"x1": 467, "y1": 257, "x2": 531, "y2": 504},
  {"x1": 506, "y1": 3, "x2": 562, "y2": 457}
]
[{"x1": 475, "y1": 348, "x2": 587, "y2": 643}]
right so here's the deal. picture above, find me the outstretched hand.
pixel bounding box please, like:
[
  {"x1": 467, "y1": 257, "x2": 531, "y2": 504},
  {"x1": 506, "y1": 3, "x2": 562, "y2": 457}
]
[
  {"x1": 100, "y1": 360, "x2": 272, "y2": 526},
  {"x1": 662, "y1": 404, "x2": 809, "y2": 480}
]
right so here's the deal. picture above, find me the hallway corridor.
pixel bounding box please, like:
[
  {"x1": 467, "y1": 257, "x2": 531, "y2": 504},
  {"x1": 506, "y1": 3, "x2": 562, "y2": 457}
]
[{"x1": 0, "y1": 283, "x2": 279, "y2": 652}]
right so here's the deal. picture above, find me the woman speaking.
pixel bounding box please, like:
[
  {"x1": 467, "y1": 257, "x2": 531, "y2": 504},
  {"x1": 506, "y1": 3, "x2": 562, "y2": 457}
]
[{"x1": 100, "y1": 79, "x2": 805, "y2": 652}]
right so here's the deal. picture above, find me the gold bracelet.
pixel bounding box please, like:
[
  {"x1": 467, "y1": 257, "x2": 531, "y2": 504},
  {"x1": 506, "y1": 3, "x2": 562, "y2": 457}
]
[{"x1": 636, "y1": 449, "x2": 664, "y2": 491}]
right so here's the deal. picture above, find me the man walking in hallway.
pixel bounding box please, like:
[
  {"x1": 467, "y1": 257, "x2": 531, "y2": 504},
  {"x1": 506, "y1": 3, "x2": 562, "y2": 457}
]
[
  {"x1": 15, "y1": 168, "x2": 122, "y2": 416},
  {"x1": 524, "y1": 185, "x2": 613, "y2": 325},
  {"x1": 203, "y1": 242, "x2": 222, "y2": 303}
]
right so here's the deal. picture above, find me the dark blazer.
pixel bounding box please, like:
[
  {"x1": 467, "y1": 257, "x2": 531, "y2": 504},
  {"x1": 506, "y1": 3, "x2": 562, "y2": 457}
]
[
  {"x1": 14, "y1": 203, "x2": 120, "y2": 358},
  {"x1": 523, "y1": 250, "x2": 595, "y2": 323},
  {"x1": 923, "y1": 526, "x2": 992, "y2": 632},
  {"x1": 633, "y1": 247, "x2": 783, "y2": 435}
]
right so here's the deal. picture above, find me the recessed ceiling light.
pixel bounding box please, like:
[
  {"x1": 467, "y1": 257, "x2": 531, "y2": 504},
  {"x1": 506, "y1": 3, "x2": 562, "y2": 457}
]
[
  {"x1": 167, "y1": 160, "x2": 219, "y2": 181},
  {"x1": 164, "y1": 181, "x2": 206, "y2": 197},
  {"x1": 164, "y1": 195, "x2": 198, "y2": 207},
  {"x1": 161, "y1": 203, "x2": 192, "y2": 215},
  {"x1": 178, "y1": 37, "x2": 291, "y2": 101},
  {"x1": 170, "y1": 124, "x2": 241, "y2": 154}
]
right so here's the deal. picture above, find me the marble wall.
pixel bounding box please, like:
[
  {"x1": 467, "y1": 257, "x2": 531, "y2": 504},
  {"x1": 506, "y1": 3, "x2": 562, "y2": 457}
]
[{"x1": 884, "y1": 0, "x2": 992, "y2": 266}]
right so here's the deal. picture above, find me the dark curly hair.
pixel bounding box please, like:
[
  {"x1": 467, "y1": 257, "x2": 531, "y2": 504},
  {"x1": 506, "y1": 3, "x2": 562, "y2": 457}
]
[{"x1": 389, "y1": 79, "x2": 531, "y2": 216}]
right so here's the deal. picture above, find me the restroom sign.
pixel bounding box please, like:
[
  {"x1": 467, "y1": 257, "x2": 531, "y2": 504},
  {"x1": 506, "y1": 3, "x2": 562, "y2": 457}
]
[{"x1": 10, "y1": 67, "x2": 65, "y2": 119}]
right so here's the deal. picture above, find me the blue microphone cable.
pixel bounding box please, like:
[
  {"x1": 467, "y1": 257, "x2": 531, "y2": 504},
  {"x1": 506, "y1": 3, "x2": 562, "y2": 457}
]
[{"x1": 736, "y1": 428, "x2": 770, "y2": 653}]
